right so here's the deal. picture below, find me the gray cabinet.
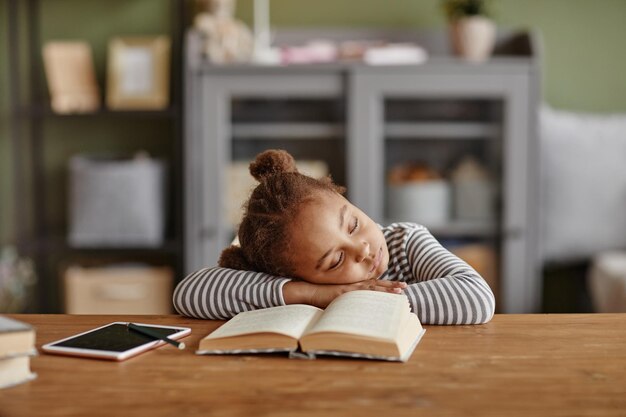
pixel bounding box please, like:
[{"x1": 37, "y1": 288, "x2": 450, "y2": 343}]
[{"x1": 185, "y1": 30, "x2": 541, "y2": 313}]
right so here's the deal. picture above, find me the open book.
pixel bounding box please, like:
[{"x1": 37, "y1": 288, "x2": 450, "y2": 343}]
[{"x1": 197, "y1": 290, "x2": 425, "y2": 362}]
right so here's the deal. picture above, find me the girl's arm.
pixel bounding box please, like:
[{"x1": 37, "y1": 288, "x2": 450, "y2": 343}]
[
  {"x1": 396, "y1": 225, "x2": 496, "y2": 325},
  {"x1": 173, "y1": 267, "x2": 405, "y2": 319},
  {"x1": 172, "y1": 267, "x2": 290, "y2": 319}
]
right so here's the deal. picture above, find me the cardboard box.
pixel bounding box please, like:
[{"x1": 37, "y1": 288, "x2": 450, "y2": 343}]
[{"x1": 63, "y1": 265, "x2": 173, "y2": 314}]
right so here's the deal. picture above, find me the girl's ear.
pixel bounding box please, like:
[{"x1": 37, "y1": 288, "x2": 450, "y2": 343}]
[{"x1": 218, "y1": 245, "x2": 252, "y2": 270}]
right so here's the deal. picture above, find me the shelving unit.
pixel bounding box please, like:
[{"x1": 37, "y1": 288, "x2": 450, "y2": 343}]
[
  {"x1": 231, "y1": 123, "x2": 344, "y2": 139},
  {"x1": 7, "y1": 0, "x2": 185, "y2": 313},
  {"x1": 185, "y1": 29, "x2": 541, "y2": 313},
  {"x1": 385, "y1": 122, "x2": 500, "y2": 139}
]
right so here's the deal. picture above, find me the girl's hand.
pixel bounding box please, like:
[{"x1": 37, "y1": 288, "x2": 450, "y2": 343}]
[{"x1": 283, "y1": 279, "x2": 407, "y2": 309}]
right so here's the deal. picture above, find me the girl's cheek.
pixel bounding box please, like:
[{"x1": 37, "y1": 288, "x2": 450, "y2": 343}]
[
  {"x1": 350, "y1": 266, "x2": 367, "y2": 283},
  {"x1": 341, "y1": 269, "x2": 354, "y2": 283}
]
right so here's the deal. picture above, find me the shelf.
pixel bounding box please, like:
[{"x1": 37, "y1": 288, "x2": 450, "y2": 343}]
[
  {"x1": 19, "y1": 105, "x2": 178, "y2": 119},
  {"x1": 225, "y1": 220, "x2": 496, "y2": 241},
  {"x1": 8, "y1": 0, "x2": 186, "y2": 313},
  {"x1": 26, "y1": 237, "x2": 181, "y2": 256},
  {"x1": 232, "y1": 122, "x2": 344, "y2": 139},
  {"x1": 385, "y1": 122, "x2": 500, "y2": 139},
  {"x1": 385, "y1": 219, "x2": 498, "y2": 238}
]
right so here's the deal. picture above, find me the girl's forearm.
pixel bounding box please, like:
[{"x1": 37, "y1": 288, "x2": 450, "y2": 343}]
[
  {"x1": 172, "y1": 267, "x2": 289, "y2": 319},
  {"x1": 283, "y1": 279, "x2": 407, "y2": 309},
  {"x1": 282, "y1": 281, "x2": 312, "y2": 305},
  {"x1": 403, "y1": 274, "x2": 495, "y2": 324}
]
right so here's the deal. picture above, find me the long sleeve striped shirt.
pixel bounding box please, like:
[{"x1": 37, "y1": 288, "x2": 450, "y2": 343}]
[{"x1": 173, "y1": 222, "x2": 495, "y2": 324}]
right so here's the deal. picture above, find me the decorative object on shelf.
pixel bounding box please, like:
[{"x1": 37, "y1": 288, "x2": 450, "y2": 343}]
[
  {"x1": 387, "y1": 163, "x2": 451, "y2": 227},
  {"x1": 337, "y1": 40, "x2": 386, "y2": 62},
  {"x1": 450, "y1": 156, "x2": 494, "y2": 221},
  {"x1": 227, "y1": 160, "x2": 329, "y2": 228},
  {"x1": 281, "y1": 40, "x2": 338, "y2": 65},
  {"x1": 106, "y1": 36, "x2": 171, "y2": 110},
  {"x1": 442, "y1": 0, "x2": 495, "y2": 62},
  {"x1": 363, "y1": 43, "x2": 428, "y2": 66},
  {"x1": 0, "y1": 247, "x2": 37, "y2": 313},
  {"x1": 252, "y1": 0, "x2": 281, "y2": 64},
  {"x1": 63, "y1": 264, "x2": 173, "y2": 314},
  {"x1": 42, "y1": 41, "x2": 100, "y2": 113},
  {"x1": 194, "y1": 0, "x2": 254, "y2": 64},
  {"x1": 279, "y1": 40, "x2": 428, "y2": 66},
  {"x1": 68, "y1": 152, "x2": 166, "y2": 248}
]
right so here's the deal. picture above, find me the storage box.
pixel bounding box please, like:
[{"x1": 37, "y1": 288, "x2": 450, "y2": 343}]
[
  {"x1": 449, "y1": 157, "x2": 494, "y2": 221},
  {"x1": 387, "y1": 180, "x2": 451, "y2": 227},
  {"x1": 588, "y1": 252, "x2": 626, "y2": 313},
  {"x1": 452, "y1": 179, "x2": 495, "y2": 221},
  {"x1": 451, "y1": 243, "x2": 498, "y2": 301},
  {"x1": 68, "y1": 154, "x2": 166, "y2": 247},
  {"x1": 63, "y1": 265, "x2": 173, "y2": 314}
]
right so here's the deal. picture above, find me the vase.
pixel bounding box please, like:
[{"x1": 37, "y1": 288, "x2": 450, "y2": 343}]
[
  {"x1": 387, "y1": 180, "x2": 451, "y2": 227},
  {"x1": 449, "y1": 16, "x2": 496, "y2": 62}
]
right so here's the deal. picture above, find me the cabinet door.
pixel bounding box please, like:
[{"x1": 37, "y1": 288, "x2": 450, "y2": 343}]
[
  {"x1": 185, "y1": 72, "x2": 345, "y2": 272},
  {"x1": 349, "y1": 70, "x2": 538, "y2": 313}
]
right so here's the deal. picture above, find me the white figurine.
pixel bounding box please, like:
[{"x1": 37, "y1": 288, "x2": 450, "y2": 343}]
[{"x1": 194, "y1": 0, "x2": 253, "y2": 64}]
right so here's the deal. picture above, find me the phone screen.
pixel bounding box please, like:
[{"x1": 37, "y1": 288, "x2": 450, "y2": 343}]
[{"x1": 51, "y1": 323, "x2": 181, "y2": 352}]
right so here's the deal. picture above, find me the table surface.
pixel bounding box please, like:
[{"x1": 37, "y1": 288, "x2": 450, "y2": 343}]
[{"x1": 1, "y1": 314, "x2": 625, "y2": 417}]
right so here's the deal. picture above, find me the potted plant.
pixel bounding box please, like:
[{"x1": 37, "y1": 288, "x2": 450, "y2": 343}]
[
  {"x1": 0, "y1": 246, "x2": 37, "y2": 313},
  {"x1": 443, "y1": 0, "x2": 496, "y2": 62}
]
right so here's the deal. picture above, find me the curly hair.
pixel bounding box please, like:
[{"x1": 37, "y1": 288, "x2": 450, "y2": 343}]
[{"x1": 218, "y1": 149, "x2": 345, "y2": 276}]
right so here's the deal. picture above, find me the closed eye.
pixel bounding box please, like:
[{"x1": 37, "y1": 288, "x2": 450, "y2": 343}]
[
  {"x1": 349, "y1": 217, "x2": 359, "y2": 234},
  {"x1": 330, "y1": 252, "x2": 344, "y2": 270}
]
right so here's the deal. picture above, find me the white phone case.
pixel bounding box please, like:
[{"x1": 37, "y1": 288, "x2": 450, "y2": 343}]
[{"x1": 41, "y1": 322, "x2": 191, "y2": 361}]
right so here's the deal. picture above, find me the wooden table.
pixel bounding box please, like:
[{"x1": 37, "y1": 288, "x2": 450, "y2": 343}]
[{"x1": 1, "y1": 314, "x2": 625, "y2": 417}]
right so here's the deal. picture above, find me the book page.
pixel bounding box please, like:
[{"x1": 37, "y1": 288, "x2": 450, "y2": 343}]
[
  {"x1": 204, "y1": 305, "x2": 323, "y2": 340},
  {"x1": 305, "y1": 291, "x2": 408, "y2": 341}
]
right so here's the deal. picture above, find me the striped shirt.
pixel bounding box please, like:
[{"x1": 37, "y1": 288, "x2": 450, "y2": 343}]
[{"x1": 173, "y1": 222, "x2": 495, "y2": 324}]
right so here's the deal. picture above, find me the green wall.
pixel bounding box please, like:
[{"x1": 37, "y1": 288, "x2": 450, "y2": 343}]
[
  {"x1": 1, "y1": 0, "x2": 626, "y2": 245},
  {"x1": 236, "y1": 0, "x2": 626, "y2": 113}
]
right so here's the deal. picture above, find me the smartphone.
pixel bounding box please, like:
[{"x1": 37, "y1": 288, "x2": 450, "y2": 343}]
[{"x1": 41, "y1": 322, "x2": 191, "y2": 361}]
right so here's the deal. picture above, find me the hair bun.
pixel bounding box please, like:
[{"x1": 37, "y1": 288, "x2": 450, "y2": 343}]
[
  {"x1": 249, "y1": 149, "x2": 298, "y2": 181},
  {"x1": 218, "y1": 245, "x2": 252, "y2": 270}
]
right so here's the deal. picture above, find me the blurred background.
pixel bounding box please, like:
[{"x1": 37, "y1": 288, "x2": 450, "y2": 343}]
[{"x1": 1, "y1": 0, "x2": 625, "y2": 315}]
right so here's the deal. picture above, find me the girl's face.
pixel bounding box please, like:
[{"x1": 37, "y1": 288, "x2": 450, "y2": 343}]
[{"x1": 288, "y1": 191, "x2": 390, "y2": 285}]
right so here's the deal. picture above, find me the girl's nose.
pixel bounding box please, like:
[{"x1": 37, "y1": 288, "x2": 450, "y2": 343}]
[{"x1": 355, "y1": 241, "x2": 369, "y2": 263}]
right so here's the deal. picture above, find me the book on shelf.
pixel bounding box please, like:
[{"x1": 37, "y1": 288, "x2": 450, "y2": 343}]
[
  {"x1": 197, "y1": 290, "x2": 425, "y2": 362},
  {"x1": 0, "y1": 316, "x2": 37, "y2": 389}
]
